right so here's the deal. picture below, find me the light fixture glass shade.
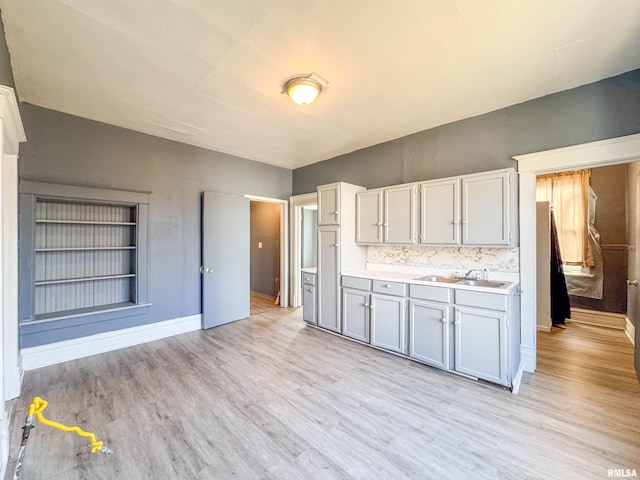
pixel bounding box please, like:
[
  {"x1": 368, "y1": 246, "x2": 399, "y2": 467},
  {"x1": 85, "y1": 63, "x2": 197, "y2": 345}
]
[{"x1": 285, "y1": 77, "x2": 322, "y2": 105}]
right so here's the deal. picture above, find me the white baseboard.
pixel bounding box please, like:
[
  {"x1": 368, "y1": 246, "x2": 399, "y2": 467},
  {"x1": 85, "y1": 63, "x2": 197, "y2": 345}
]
[
  {"x1": 511, "y1": 360, "x2": 525, "y2": 395},
  {"x1": 537, "y1": 324, "x2": 551, "y2": 332},
  {"x1": 21, "y1": 314, "x2": 202, "y2": 371},
  {"x1": 625, "y1": 317, "x2": 636, "y2": 346},
  {"x1": 520, "y1": 345, "x2": 536, "y2": 373}
]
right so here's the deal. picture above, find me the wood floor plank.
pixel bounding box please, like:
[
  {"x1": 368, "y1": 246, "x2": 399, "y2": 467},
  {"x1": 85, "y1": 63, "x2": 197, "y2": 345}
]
[{"x1": 5, "y1": 297, "x2": 640, "y2": 479}]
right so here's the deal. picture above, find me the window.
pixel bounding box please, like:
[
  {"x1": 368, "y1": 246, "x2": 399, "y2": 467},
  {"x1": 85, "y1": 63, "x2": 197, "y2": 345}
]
[
  {"x1": 19, "y1": 180, "x2": 150, "y2": 345},
  {"x1": 536, "y1": 169, "x2": 593, "y2": 266}
]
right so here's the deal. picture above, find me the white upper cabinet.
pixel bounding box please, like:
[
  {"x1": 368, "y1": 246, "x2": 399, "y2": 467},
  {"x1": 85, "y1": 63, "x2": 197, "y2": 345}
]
[
  {"x1": 318, "y1": 183, "x2": 340, "y2": 225},
  {"x1": 420, "y1": 168, "x2": 517, "y2": 247},
  {"x1": 461, "y1": 169, "x2": 515, "y2": 246},
  {"x1": 384, "y1": 184, "x2": 418, "y2": 244},
  {"x1": 356, "y1": 183, "x2": 418, "y2": 245},
  {"x1": 355, "y1": 189, "x2": 383, "y2": 244},
  {"x1": 420, "y1": 178, "x2": 460, "y2": 245}
]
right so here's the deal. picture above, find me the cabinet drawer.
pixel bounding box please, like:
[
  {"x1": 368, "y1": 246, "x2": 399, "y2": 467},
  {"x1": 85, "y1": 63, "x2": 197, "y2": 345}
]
[
  {"x1": 409, "y1": 284, "x2": 451, "y2": 303},
  {"x1": 372, "y1": 279, "x2": 407, "y2": 297},
  {"x1": 342, "y1": 276, "x2": 371, "y2": 291},
  {"x1": 302, "y1": 273, "x2": 316, "y2": 286},
  {"x1": 455, "y1": 289, "x2": 507, "y2": 311}
]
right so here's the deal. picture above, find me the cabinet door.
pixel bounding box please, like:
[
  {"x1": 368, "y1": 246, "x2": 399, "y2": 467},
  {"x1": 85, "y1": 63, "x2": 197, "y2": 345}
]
[
  {"x1": 317, "y1": 227, "x2": 341, "y2": 332},
  {"x1": 384, "y1": 184, "x2": 417, "y2": 244},
  {"x1": 420, "y1": 178, "x2": 460, "y2": 245},
  {"x1": 409, "y1": 300, "x2": 451, "y2": 369},
  {"x1": 342, "y1": 288, "x2": 370, "y2": 342},
  {"x1": 370, "y1": 293, "x2": 407, "y2": 354},
  {"x1": 303, "y1": 285, "x2": 316, "y2": 325},
  {"x1": 318, "y1": 184, "x2": 340, "y2": 225},
  {"x1": 356, "y1": 189, "x2": 383, "y2": 244},
  {"x1": 454, "y1": 306, "x2": 507, "y2": 385},
  {"x1": 461, "y1": 171, "x2": 511, "y2": 245}
]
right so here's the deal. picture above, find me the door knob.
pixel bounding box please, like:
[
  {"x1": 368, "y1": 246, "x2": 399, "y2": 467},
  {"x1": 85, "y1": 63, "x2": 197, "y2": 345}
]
[
  {"x1": 200, "y1": 266, "x2": 213, "y2": 274},
  {"x1": 627, "y1": 280, "x2": 638, "y2": 286}
]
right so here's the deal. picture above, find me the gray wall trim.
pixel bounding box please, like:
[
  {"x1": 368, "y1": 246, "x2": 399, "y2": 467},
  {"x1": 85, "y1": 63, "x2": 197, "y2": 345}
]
[
  {"x1": 19, "y1": 303, "x2": 152, "y2": 348},
  {"x1": 18, "y1": 193, "x2": 35, "y2": 323},
  {"x1": 20, "y1": 178, "x2": 150, "y2": 204},
  {"x1": 136, "y1": 203, "x2": 149, "y2": 304}
]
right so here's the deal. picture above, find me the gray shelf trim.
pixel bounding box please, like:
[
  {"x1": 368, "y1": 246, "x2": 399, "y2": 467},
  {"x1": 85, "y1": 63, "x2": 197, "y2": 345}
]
[
  {"x1": 36, "y1": 220, "x2": 136, "y2": 225},
  {"x1": 35, "y1": 274, "x2": 136, "y2": 286},
  {"x1": 35, "y1": 246, "x2": 136, "y2": 252}
]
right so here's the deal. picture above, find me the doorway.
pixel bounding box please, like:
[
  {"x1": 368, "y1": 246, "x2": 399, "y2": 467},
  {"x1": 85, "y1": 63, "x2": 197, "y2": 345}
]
[
  {"x1": 290, "y1": 192, "x2": 318, "y2": 307},
  {"x1": 536, "y1": 165, "x2": 628, "y2": 330},
  {"x1": 250, "y1": 200, "x2": 282, "y2": 307},
  {"x1": 515, "y1": 133, "x2": 640, "y2": 377},
  {"x1": 201, "y1": 192, "x2": 288, "y2": 330}
]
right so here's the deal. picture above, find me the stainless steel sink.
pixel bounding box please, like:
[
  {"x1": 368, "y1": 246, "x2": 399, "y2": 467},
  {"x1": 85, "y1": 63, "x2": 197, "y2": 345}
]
[
  {"x1": 456, "y1": 279, "x2": 509, "y2": 288},
  {"x1": 415, "y1": 275, "x2": 460, "y2": 284}
]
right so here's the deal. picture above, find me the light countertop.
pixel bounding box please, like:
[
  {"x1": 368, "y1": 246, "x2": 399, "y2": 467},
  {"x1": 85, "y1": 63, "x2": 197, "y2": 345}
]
[{"x1": 342, "y1": 264, "x2": 519, "y2": 294}]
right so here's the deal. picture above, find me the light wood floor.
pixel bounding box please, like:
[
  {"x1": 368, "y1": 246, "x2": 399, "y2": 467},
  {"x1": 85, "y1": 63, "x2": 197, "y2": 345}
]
[{"x1": 5, "y1": 306, "x2": 640, "y2": 479}]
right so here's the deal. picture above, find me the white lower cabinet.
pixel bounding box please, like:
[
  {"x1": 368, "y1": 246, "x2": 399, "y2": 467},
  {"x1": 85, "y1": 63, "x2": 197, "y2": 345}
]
[
  {"x1": 371, "y1": 293, "x2": 407, "y2": 354},
  {"x1": 409, "y1": 300, "x2": 452, "y2": 370},
  {"x1": 342, "y1": 288, "x2": 370, "y2": 342},
  {"x1": 302, "y1": 271, "x2": 316, "y2": 325},
  {"x1": 454, "y1": 306, "x2": 507, "y2": 385},
  {"x1": 337, "y1": 275, "x2": 519, "y2": 388}
]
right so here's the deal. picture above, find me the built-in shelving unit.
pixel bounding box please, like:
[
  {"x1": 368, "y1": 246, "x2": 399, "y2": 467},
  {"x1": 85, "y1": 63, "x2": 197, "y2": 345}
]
[{"x1": 33, "y1": 200, "x2": 138, "y2": 318}]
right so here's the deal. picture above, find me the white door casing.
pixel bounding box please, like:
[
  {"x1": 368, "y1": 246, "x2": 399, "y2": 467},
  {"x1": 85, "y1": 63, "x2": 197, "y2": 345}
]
[{"x1": 514, "y1": 133, "x2": 640, "y2": 373}]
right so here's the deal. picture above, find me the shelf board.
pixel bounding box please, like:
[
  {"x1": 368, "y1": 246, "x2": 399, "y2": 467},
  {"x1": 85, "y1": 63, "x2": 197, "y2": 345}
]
[
  {"x1": 35, "y1": 273, "x2": 136, "y2": 286},
  {"x1": 35, "y1": 246, "x2": 136, "y2": 252},
  {"x1": 36, "y1": 219, "x2": 136, "y2": 225}
]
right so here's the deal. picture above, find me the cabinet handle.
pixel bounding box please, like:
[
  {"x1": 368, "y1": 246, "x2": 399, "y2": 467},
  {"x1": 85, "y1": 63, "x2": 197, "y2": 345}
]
[
  {"x1": 334, "y1": 211, "x2": 340, "y2": 216},
  {"x1": 454, "y1": 321, "x2": 460, "y2": 325},
  {"x1": 370, "y1": 304, "x2": 375, "y2": 309},
  {"x1": 307, "y1": 288, "x2": 313, "y2": 292},
  {"x1": 334, "y1": 243, "x2": 340, "y2": 247},
  {"x1": 441, "y1": 318, "x2": 447, "y2": 323},
  {"x1": 363, "y1": 303, "x2": 369, "y2": 307},
  {"x1": 384, "y1": 284, "x2": 391, "y2": 288}
]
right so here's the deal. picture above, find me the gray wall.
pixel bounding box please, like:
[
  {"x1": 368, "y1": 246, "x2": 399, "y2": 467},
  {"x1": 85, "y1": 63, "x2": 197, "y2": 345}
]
[
  {"x1": 626, "y1": 161, "x2": 640, "y2": 381},
  {"x1": 0, "y1": 13, "x2": 15, "y2": 88},
  {"x1": 250, "y1": 201, "x2": 280, "y2": 297},
  {"x1": 18, "y1": 104, "x2": 291, "y2": 346},
  {"x1": 570, "y1": 165, "x2": 627, "y2": 313},
  {"x1": 293, "y1": 69, "x2": 640, "y2": 193}
]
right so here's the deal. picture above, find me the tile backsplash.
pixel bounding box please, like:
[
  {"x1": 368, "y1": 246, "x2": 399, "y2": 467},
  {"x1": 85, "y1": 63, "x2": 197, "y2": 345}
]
[{"x1": 367, "y1": 245, "x2": 520, "y2": 272}]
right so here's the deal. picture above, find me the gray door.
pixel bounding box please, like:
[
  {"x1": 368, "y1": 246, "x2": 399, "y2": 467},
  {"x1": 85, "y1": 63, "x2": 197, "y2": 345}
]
[
  {"x1": 202, "y1": 191, "x2": 250, "y2": 329},
  {"x1": 342, "y1": 288, "x2": 370, "y2": 342}
]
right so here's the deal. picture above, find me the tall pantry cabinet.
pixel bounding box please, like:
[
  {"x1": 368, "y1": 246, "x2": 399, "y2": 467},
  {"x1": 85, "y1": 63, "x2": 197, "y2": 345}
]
[{"x1": 317, "y1": 182, "x2": 367, "y2": 333}]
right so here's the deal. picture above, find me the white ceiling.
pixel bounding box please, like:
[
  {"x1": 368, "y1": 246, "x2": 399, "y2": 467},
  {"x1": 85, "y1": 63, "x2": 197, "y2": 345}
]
[{"x1": 2, "y1": 0, "x2": 640, "y2": 170}]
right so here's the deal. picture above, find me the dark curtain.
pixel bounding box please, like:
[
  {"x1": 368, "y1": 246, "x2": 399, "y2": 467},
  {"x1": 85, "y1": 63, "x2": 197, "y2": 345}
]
[{"x1": 550, "y1": 210, "x2": 571, "y2": 325}]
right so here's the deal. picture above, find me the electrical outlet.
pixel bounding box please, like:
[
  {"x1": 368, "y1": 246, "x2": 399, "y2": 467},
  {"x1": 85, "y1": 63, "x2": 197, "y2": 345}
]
[{"x1": 258, "y1": 242, "x2": 262, "y2": 248}]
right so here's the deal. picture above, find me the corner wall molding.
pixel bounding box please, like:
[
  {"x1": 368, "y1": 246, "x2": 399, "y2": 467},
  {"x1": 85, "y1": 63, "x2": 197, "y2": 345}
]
[
  {"x1": 625, "y1": 317, "x2": 636, "y2": 346},
  {"x1": 0, "y1": 85, "x2": 26, "y2": 155},
  {"x1": 20, "y1": 314, "x2": 202, "y2": 370}
]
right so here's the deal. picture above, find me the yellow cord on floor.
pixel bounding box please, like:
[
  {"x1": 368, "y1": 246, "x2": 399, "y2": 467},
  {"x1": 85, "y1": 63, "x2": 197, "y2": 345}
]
[{"x1": 27, "y1": 396, "x2": 108, "y2": 453}]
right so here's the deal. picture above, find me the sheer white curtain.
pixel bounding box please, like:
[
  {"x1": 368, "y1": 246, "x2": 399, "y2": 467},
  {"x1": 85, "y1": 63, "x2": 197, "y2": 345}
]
[{"x1": 536, "y1": 170, "x2": 593, "y2": 266}]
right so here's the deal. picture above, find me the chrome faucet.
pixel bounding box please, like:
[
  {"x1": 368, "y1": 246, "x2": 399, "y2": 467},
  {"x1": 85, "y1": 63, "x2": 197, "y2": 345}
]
[{"x1": 464, "y1": 269, "x2": 481, "y2": 280}]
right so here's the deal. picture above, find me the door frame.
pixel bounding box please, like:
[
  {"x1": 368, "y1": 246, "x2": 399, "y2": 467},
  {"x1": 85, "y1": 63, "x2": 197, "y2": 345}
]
[
  {"x1": 515, "y1": 132, "x2": 640, "y2": 373},
  {"x1": 245, "y1": 194, "x2": 289, "y2": 308},
  {"x1": 289, "y1": 192, "x2": 317, "y2": 307}
]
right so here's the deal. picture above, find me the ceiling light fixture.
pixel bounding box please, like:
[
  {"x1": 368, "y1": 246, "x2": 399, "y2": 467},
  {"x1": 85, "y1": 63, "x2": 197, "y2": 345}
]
[{"x1": 283, "y1": 72, "x2": 328, "y2": 105}]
